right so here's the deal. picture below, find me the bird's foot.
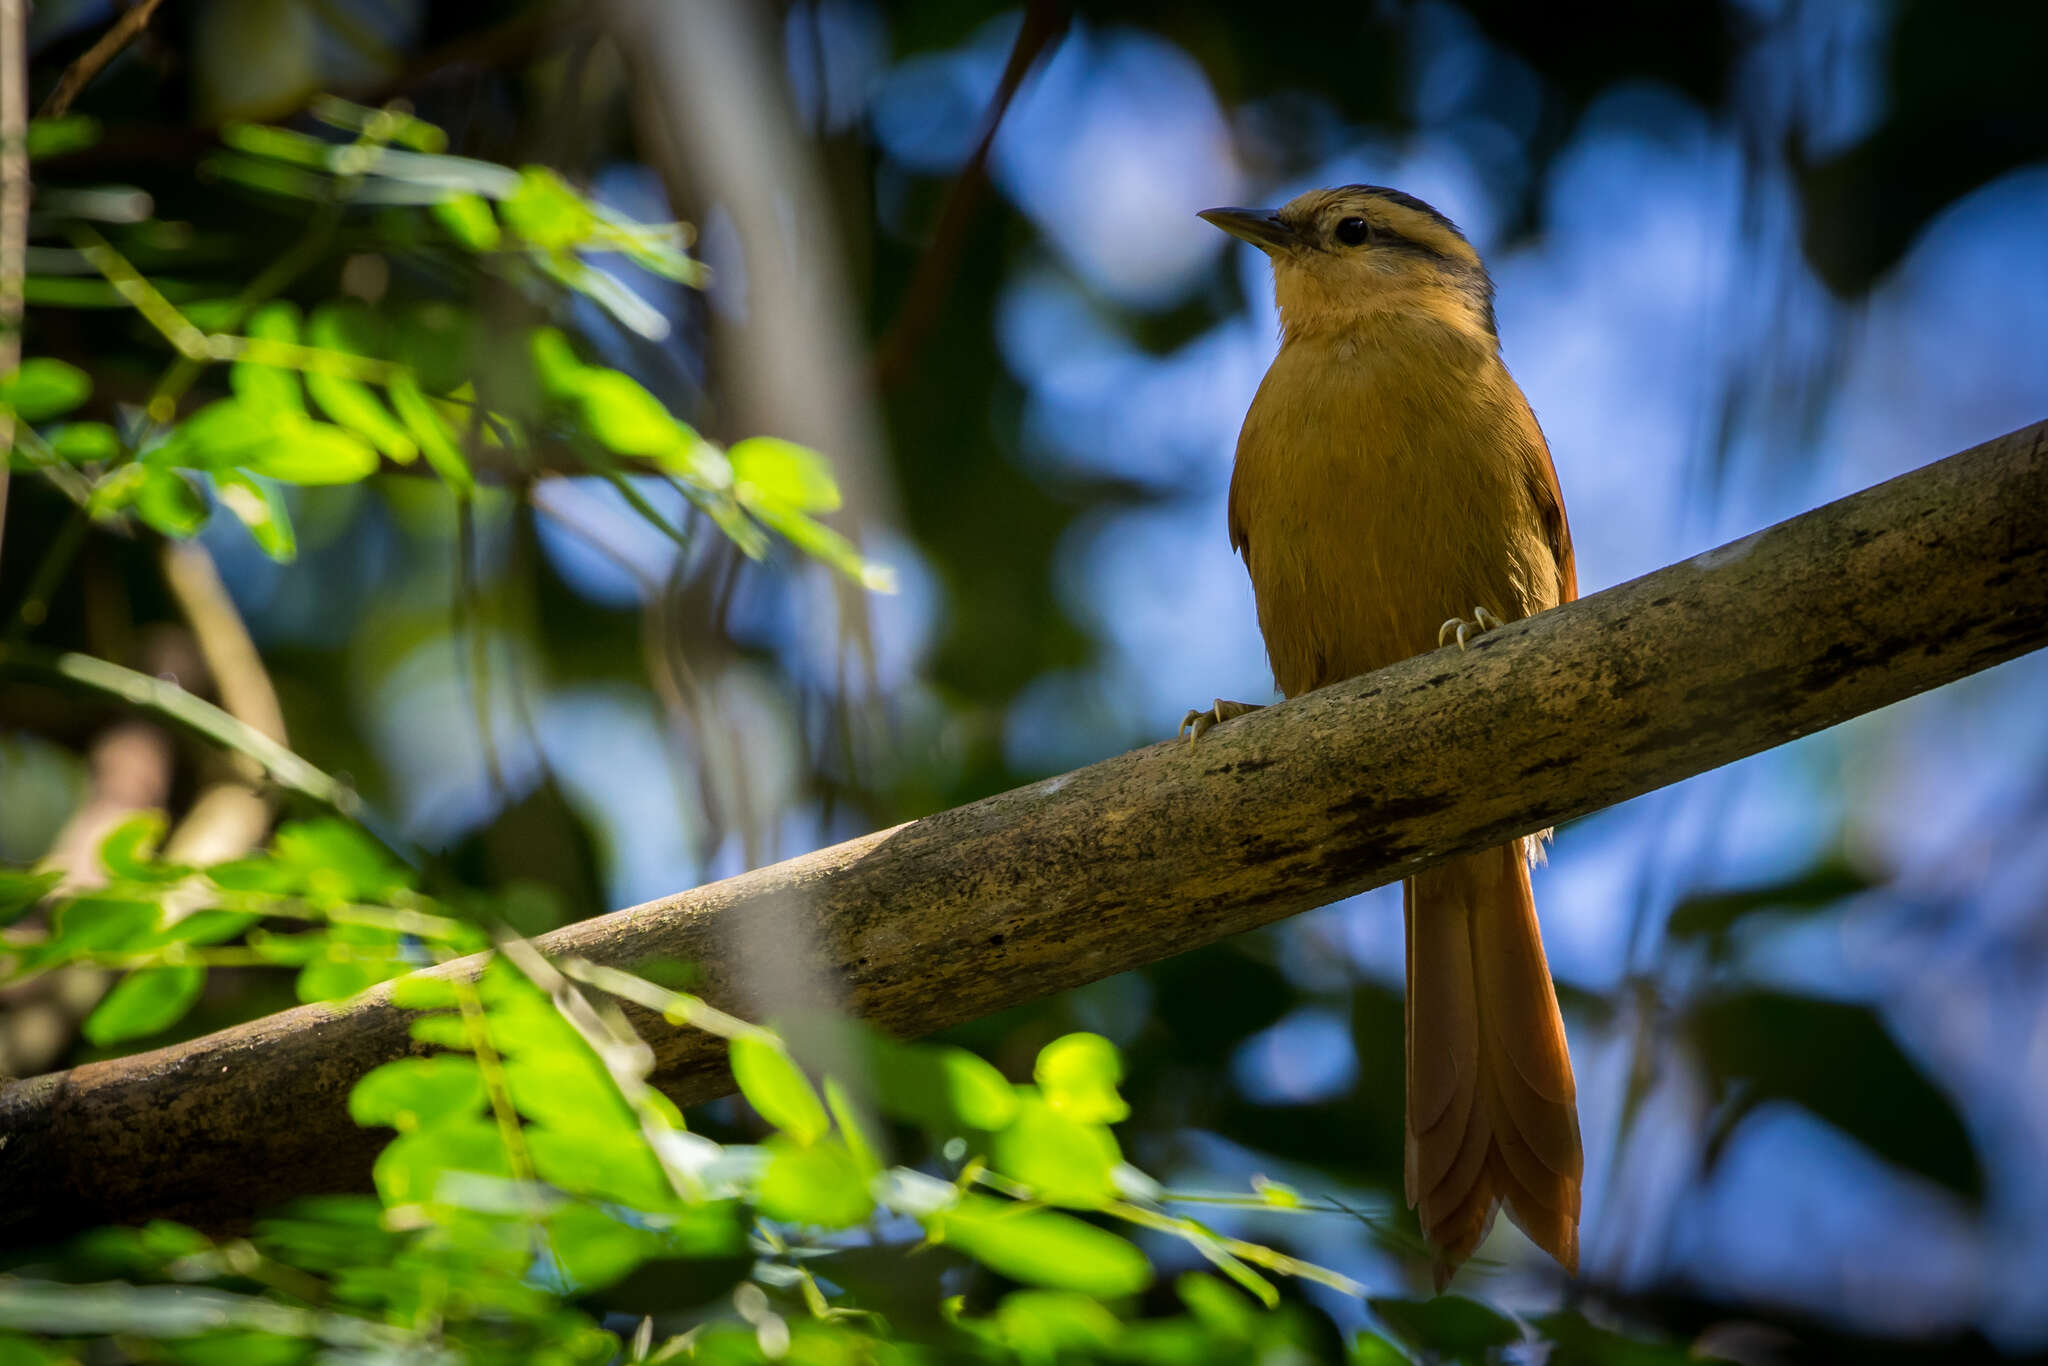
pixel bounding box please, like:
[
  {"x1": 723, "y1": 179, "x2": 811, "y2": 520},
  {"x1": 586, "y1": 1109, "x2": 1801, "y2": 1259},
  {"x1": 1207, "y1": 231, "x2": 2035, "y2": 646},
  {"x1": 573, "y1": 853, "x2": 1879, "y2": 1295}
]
[
  {"x1": 1437, "y1": 605, "x2": 1506, "y2": 652},
  {"x1": 1178, "y1": 699, "x2": 1264, "y2": 747}
]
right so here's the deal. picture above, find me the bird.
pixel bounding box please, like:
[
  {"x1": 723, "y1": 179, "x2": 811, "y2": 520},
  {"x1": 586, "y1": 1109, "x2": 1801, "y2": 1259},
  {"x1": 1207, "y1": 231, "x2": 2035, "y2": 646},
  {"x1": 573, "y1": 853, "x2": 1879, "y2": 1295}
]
[{"x1": 1185, "y1": 185, "x2": 1581, "y2": 1286}]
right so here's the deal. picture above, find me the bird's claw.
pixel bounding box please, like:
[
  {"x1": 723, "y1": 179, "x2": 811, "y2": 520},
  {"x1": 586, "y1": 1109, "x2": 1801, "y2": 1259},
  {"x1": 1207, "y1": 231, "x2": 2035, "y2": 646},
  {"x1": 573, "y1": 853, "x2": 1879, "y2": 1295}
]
[
  {"x1": 1178, "y1": 698, "x2": 1263, "y2": 747},
  {"x1": 1436, "y1": 605, "x2": 1506, "y2": 652}
]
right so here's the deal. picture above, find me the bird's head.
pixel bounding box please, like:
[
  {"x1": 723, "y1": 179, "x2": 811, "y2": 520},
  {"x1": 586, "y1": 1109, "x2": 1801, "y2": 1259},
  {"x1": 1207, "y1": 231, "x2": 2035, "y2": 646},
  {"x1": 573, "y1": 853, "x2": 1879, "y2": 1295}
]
[{"x1": 1201, "y1": 186, "x2": 1496, "y2": 346}]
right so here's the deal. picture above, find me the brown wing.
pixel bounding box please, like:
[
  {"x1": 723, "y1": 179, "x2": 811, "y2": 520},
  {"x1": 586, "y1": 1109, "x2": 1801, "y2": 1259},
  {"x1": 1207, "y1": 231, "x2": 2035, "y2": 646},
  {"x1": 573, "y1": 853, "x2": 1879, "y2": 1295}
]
[
  {"x1": 1226, "y1": 447, "x2": 1250, "y2": 565},
  {"x1": 1522, "y1": 423, "x2": 1576, "y2": 606}
]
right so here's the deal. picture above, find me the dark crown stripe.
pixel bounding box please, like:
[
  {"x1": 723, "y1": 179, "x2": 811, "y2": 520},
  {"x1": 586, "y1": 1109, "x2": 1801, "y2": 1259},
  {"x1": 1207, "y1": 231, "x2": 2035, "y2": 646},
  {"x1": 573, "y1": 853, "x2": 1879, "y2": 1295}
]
[{"x1": 1336, "y1": 184, "x2": 1467, "y2": 240}]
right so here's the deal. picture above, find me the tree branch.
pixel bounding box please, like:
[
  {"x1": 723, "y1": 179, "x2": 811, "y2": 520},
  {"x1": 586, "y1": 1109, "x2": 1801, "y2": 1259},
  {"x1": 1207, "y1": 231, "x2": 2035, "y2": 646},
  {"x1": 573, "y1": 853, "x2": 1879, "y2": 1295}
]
[
  {"x1": 2, "y1": 419, "x2": 2045, "y2": 1242},
  {"x1": 872, "y1": 0, "x2": 1068, "y2": 392},
  {"x1": 38, "y1": 0, "x2": 169, "y2": 120},
  {"x1": 157, "y1": 541, "x2": 288, "y2": 866}
]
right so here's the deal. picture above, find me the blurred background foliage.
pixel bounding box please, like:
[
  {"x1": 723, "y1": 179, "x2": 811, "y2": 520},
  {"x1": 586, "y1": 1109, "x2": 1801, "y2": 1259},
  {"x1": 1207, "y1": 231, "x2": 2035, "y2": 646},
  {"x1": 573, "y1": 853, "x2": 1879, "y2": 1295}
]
[{"x1": 2, "y1": 0, "x2": 2047, "y2": 1361}]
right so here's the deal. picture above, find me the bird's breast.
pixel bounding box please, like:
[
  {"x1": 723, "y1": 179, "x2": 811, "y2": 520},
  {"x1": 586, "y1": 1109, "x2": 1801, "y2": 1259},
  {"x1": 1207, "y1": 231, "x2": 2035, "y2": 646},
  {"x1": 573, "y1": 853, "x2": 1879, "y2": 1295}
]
[{"x1": 1229, "y1": 336, "x2": 1555, "y2": 697}]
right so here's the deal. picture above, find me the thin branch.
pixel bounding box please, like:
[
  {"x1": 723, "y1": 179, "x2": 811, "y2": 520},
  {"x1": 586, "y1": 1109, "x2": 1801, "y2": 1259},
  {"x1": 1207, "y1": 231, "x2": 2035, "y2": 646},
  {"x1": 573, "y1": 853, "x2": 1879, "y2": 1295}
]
[
  {"x1": 160, "y1": 541, "x2": 288, "y2": 748},
  {"x1": 2, "y1": 419, "x2": 2045, "y2": 1240},
  {"x1": 38, "y1": 0, "x2": 169, "y2": 120},
  {"x1": 158, "y1": 540, "x2": 290, "y2": 865},
  {"x1": 6, "y1": 508, "x2": 87, "y2": 639},
  {"x1": 871, "y1": 0, "x2": 1068, "y2": 391}
]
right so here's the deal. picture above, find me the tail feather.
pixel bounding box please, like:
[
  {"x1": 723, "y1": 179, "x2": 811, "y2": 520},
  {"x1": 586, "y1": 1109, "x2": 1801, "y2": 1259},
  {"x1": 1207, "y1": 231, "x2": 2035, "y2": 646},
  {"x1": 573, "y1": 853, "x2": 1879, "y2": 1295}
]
[{"x1": 1404, "y1": 843, "x2": 1582, "y2": 1285}]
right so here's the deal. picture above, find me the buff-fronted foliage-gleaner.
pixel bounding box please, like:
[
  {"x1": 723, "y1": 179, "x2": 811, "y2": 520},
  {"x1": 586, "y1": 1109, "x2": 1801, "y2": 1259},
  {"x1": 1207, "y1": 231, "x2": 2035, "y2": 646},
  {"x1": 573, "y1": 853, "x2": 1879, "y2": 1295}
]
[{"x1": 1185, "y1": 185, "x2": 1582, "y2": 1286}]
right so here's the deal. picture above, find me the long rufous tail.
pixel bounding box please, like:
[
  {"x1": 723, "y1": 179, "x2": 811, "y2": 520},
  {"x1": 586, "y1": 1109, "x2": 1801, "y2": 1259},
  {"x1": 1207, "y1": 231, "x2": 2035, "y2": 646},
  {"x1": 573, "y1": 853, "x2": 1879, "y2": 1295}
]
[{"x1": 1403, "y1": 842, "x2": 1581, "y2": 1286}]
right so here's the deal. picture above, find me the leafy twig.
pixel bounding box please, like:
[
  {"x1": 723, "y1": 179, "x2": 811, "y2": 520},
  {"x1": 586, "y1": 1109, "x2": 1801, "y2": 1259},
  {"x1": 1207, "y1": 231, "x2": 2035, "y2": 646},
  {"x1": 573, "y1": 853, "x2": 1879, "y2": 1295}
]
[{"x1": 553, "y1": 953, "x2": 759, "y2": 1041}]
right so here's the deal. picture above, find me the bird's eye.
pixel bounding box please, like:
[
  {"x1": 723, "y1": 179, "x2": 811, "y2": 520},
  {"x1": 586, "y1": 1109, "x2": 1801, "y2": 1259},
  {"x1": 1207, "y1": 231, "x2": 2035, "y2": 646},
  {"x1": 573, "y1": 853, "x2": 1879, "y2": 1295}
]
[{"x1": 1334, "y1": 217, "x2": 1373, "y2": 246}]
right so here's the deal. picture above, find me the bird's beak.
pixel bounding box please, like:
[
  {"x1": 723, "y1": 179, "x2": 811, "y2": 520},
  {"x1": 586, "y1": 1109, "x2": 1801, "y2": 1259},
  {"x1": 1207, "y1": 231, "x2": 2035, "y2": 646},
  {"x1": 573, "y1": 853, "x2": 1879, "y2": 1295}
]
[{"x1": 1199, "y1": 207, "x2": 1294, "y2": 253}]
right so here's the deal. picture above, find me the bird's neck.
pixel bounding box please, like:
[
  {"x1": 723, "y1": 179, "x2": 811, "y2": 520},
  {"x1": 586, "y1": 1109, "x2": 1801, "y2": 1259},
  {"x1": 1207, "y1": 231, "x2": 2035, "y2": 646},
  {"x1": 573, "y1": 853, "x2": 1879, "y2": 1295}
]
[{"x1": 1275, "y1": 278, "x2": 1496, "y2": 354}]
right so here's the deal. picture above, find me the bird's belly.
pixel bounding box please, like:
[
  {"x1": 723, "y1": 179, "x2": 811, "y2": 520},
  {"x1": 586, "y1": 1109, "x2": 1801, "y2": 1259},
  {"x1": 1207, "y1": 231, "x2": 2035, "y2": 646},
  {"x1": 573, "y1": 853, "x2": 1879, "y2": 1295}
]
[{"x1": 1239, "y1": 436, "x2": 1544, "y2": 699}]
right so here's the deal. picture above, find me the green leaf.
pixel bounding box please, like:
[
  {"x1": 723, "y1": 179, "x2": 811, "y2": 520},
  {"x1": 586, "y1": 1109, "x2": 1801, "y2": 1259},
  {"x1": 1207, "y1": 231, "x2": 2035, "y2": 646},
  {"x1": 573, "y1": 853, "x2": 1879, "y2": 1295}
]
[
  {"x1": 528, "y1": 327, "x2": 585, "y2": 395},
  {"x1": 653, "y1": 431, "x2": 734, "y2": 491},
  {"x1": 244, "y1": 928, "x2": 323, "y2": 965},
  {"x1": 753, "y1": 1137, "x2": 875, "y2": 1228},
  {"x1": 502, "y1": 166, "x2": 594, "y2": 250},
  {"x1": 502, "y1": 1043, "x2": 632, "y2": 1137},
  {"x1": 1348, "y1": 1331, "x2": 1413, "y2": 1366},
  {"x1": 1203, "y1": 1248, "x2": 1278, "y2": 1311},
  {"x1": 212, "y1": 470, "x2": 297, "y2": 561},
  {"x1": 1177, "y1": 1272, "x2": 1257, "y2": 1342},
  {"x1": 390, "y1": 974, "x2": 462, "y2": 1010},
  {"x1": 100, "y1": 811, "x2": 176, "y2": 880},
  {"x1": 134, "y1": 467, "x2": 210, "y2": 538},
  {"x1": 433, "y1": 191, "x2": 503, "y2": 251},
  {"x1": 729, "y1": 437, "x2": 842, "y2": 514},
  {"x1": 141, "y1": 1218, "x2": 215, "y2": 1260},
  {"x1": 931, "y1": 1195, "x2": 1152, "y2": 1298},
  {"x1": 159, "y1": 910, "x2": 259, "y2": 947},
  {"x1": 0, "y1": 870, "x2": 61, "y2": 927},
  {"x1": 603, "y1": 226, "x2": 703, "y2": 286},
  {"x1": 526, "y1": 1124, "x2": 678, "y2": 1210},
  {"x1": 1036, "y1": 1032, "x2": 1131, "y2": 1124},
  {"x1": 350, "y1": 1056, "x2": 488, "y2": 1132},
  {"x1": 569, "y1": 367, "x2": 687, "y2": 458},
  {"x1": 231, "y1": 303, "x2": 306, "y2": 414},
  {"x1": 548, "y1": 257, "x2": 669, "y2": 339},
  {"x1": 43, "y1": 897, "x2": 161, "y2": 959},
  {"x1": 410, "y1": 1013, "x2": 474, "y2": 1050},
  {"x1": 371, "y1": 1117, "x2": 513, "y2": 1206},
  {"x1": 84, "y1": 965, "x2": 205, "y2": 1045},
  {"x1": 1369, "y1": 1297, "x2": 1519, "y2": 1364},
  {"x1": 386, "y1": 369, "x2": 474, "y2": 494},
  {"x1": 824, "y1": 1077, "x2": 881, "y2": 1176},
  {"x1": 221, "y1": 123, "x2": 332, "y2": 168},
  {"x1": 296, "y1": 931, "x2": 408, "y2": 1004},
  {"x1": 1532, "y1": 1310, "x2": 1701, "y2": 1366},
  {"x1": 995, "y1": 1291, "x2": 1121, "y2": 1356},
  {"x1": 752, "y1": 500, "x2": 894, "y2": 590},
  {"x1": 247, "y1": 1194, "x2": 393, "y2": 1272},
  {"x1": 245, "y1": 416, "x2": 381, "y2": 485},
  {"x1": 1666, "y1": 856, "x2": 1874, "y2": 949},
  {"x1": 85, "y1": 461, "x2": 146, "y2": 516},
  {"x1": 729, "y1": 1034, "x2": 828, "y2": 1144},
  {"x1": 871, "y1": 1039, "x2": 1018, "y2": 1134},
  {"x1": 28, "y1": 115, "x2": 100, "y2": 159},
  {"x1": 151, "y1": 398, "x2": 275, "y2": 470},
  {"x1": 545, "y1": 1203, "x2": 659, "y2": 1291},
  {"x1": 308, "y1": 96, "x2": 448, "y2": 153},
  {"x1": 271, "y1": 818, "x2": 413, "y2": 901},
  {"x1": 0, "y1": 359, "x2": 91, "y2": 421},
  {"x1": 48, "y1": 421, "x2": 122, "y2": 463},
  {"x1": 304, "y1": 305, "x2": 416, "y2": 463},
  {"x1": 1683, "y1": 988, "x2": 1982, "y2": 1200},
  {"x1": 990, "y1": 1094, "x2": 1121, "y2": 1207}
]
